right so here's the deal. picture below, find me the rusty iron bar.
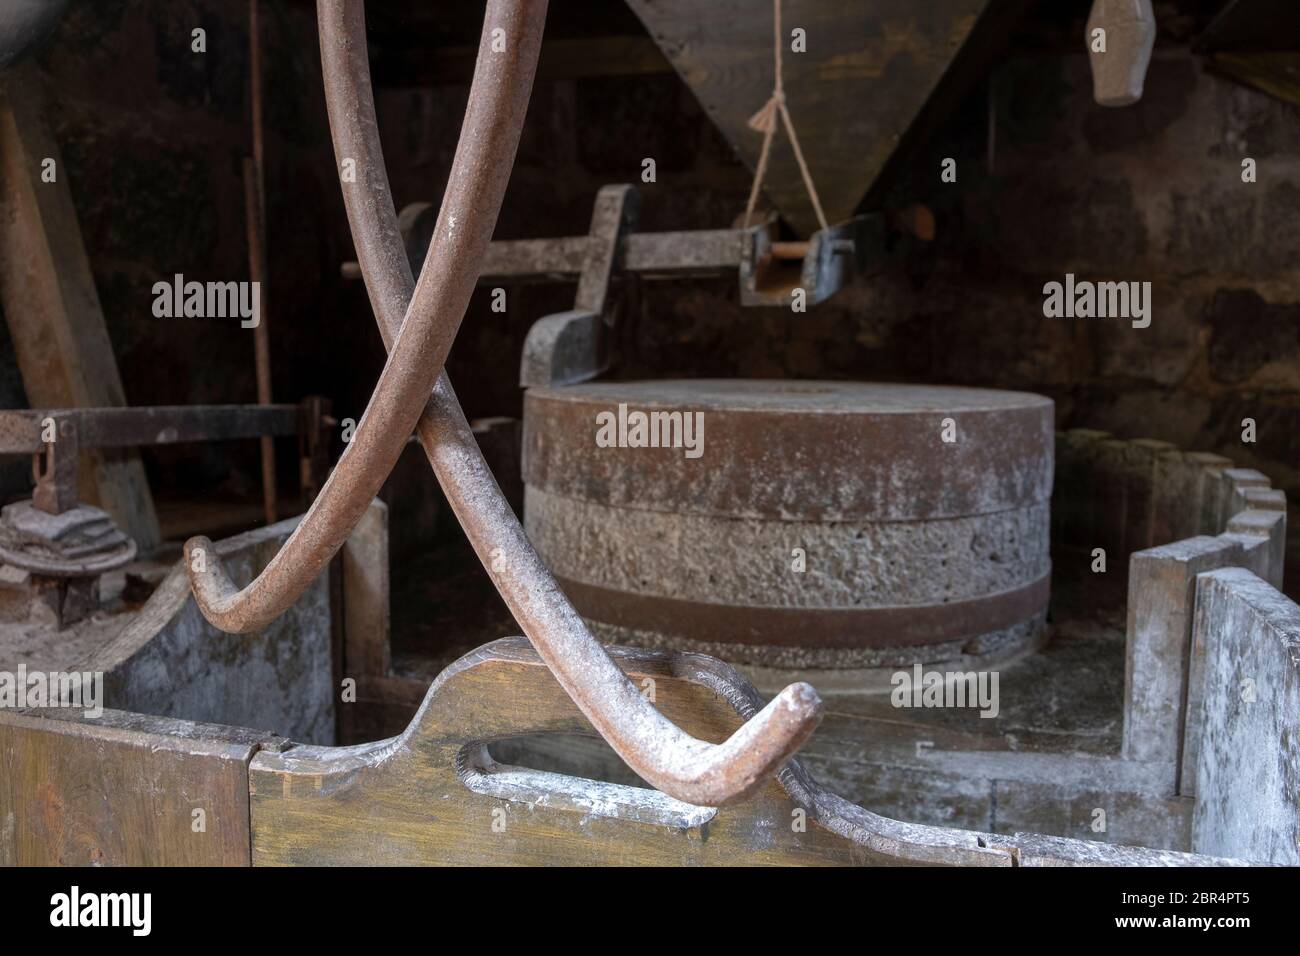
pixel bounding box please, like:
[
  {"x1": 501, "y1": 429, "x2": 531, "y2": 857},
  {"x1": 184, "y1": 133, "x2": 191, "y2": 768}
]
[
  {"x1": 31, "y1": 415, "x2": 77, "y2": 515},
  {"x1": 316, "y1": 0, "x2": 822, "y2": 806},
  {"x1": 181, "y1": 0, "x2": 544, "y2": 634},
  {"x1": 246, "y1": 0, "x2": 278, "y2": 527}
]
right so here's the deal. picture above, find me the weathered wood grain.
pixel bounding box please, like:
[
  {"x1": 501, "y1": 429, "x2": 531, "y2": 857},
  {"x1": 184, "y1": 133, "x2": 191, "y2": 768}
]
[
  {"x1": 0, "y1": 708, "x2": 279, "y2": 866},
  {"x1": 251, "y1": 639, "x2": 1013, "y2": 866},
  {"x1": 342, "y1": 498, "x2": 390, "y2": 679},
  {"x1": 85, "y1": 517, "x2": 336, "y2": 745},
  {"x1": 1123, "y1": 536, "x2": 1244, "y2": 771},
  {"x1": 250, "y1": 638, "x2": 1237, "y2": 866}
]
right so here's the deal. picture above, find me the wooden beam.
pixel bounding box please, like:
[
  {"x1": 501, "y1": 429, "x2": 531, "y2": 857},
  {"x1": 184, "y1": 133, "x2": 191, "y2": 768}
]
[{"x1": 0, "y1": 62, "x2": 160, "y2": 549}]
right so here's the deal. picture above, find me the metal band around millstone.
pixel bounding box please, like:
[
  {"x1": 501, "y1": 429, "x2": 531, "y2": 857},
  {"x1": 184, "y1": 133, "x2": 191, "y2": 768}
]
[{"x1": 555, "y1": 571, "x2": 1052, "y2": 650}]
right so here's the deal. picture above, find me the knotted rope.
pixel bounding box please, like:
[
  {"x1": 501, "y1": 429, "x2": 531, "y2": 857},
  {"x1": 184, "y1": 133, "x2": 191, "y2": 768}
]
[{"x1": 742, "y1": 0, "x2": 829, "y2": 232}]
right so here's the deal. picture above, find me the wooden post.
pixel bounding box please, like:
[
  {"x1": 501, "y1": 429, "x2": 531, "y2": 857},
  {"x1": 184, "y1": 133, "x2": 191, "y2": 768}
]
[{"x1": 0, "y1": 63, "x2": 160, "y2": 550}]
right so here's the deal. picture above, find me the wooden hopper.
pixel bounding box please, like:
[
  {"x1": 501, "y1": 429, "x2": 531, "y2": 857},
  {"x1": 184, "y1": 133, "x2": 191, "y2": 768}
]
[{"x1": 626, "y1": 0, "x2": 995, "y2": 235}]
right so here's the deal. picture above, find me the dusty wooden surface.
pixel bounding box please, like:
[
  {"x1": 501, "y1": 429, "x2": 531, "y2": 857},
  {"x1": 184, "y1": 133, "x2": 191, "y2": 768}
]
[
  {"x1": 1123, "y1": 536, "x2": 1243, "y2": 770},
  {"x1": 255, "y1": 637, "x2": 1241, "y2": 866},
  {"x1": 342, "y1": 498, "x2": 390, "y2": 679},
  {"x1": 252, "y1": 638, "x2": 1015, "y2": 866},
  {"x1": 0, "y1": 633, "x2": 1243, "y2": 866},
  {"x1": 0, "y1": 707, "x2": 280, "y2": 866},
  {"x1": 0, "y1": 63, "x2": 159, "y2": 550}
]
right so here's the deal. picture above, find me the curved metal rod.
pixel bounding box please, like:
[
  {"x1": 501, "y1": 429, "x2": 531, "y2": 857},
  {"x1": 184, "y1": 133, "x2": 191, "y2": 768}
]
[
  {"x1": 317, "y1": 0, "x2": 822, "y2": 806},
  {"x1": 182, "y1": 0, "x2": 542, "y2": 633}
]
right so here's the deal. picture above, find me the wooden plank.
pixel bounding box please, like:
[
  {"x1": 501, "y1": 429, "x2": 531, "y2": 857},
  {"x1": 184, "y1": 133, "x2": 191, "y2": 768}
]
[
  {"x1": 1053, "y1": 429, "x2": 1110, "y2": 552},
  {"x1": 1093, "y1": 438, "x2": 1131, "y2": 560},
  {"x1": 626, "y1": 0, "x2": 991, "y2": 236},
  {"x1": 1124, "y1": 439, "x2": 1177, "y2": 551},
  {"x1": 250, "y1": 638, "x2": 1016, "y2": 866},
  {"x1": 0, "y1": 63, "x2": 159, "y2": 549},
  {"x1": 342, "y1": 498, "x2": 390, "y2": 679},
  {"x1": 87, "y1": 518, "x2": 337, "y2": 746},
  {"x1": 0, "y1": 707, "x2": 275, "y2": 866},
  {"x1": 1207, "y1": 52, "x2": 1300, "y2": 109},
  {"x1": 1183, "y1": 452, "x2": 1233, "y2": 535},
  {"x1": 251, "y1": 637, "x2": 1232, "y2": 866}
]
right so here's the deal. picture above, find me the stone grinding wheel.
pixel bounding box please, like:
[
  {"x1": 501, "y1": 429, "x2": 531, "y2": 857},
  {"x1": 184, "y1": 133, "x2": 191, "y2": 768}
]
[{"x1": 523, "y1": 380, "x2": 1054, "y2": 687}]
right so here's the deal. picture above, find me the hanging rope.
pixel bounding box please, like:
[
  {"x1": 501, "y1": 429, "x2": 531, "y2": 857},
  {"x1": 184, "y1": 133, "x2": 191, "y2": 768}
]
[{"x1": 742, "y1": 0, "x2": 829, "y2": 232}]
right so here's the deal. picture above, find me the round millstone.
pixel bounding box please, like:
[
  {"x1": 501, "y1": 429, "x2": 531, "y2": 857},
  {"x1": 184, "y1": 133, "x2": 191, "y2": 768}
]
[{"x1": 523, "y1": 380, "x2": 1053, "y2": 676}]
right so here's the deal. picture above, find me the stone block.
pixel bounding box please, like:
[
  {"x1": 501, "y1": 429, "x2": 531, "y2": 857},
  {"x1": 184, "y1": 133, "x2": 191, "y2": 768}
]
[{"x1": 1190, "y1": 568, "x2": 1300, "y2": 864}]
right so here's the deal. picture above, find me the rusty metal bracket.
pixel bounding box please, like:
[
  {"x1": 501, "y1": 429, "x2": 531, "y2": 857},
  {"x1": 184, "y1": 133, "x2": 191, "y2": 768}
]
[
  {"x1": 31, "y1": 414, "x2": 77, "y2": 515},
  {"x1": 304, "y1": 0, "x2": 822, "y2": 807},
  {"x1": 740, "y1": 215, "x2": 876, "y2": 309}
]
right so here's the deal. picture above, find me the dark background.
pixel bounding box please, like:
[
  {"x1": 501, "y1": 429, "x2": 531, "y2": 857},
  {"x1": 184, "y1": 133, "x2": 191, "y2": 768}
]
[{"x1": 2, "y1": 0, "x2": 1296, "y2": 562}]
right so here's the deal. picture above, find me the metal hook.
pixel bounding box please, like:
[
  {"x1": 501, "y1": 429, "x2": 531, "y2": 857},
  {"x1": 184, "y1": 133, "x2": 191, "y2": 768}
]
[
  {"x1": 187, "y1": 0, "x2": 821, "y2": 807},
  {"x1": 182, "y1": 0, "x2": 541, "y2": 634},
  {"x1": 314, "y1": 0, "x2": 822, "y2": 806}
]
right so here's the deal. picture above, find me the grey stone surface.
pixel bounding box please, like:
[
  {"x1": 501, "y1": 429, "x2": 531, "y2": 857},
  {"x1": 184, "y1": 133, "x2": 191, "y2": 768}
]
[
  {"x1": 1191, "y1": 567, "x2": 1300, "y2": 864},
  {"x1": 527, "y1": 486, "x2": 1049, "y2": 608},
  {"x1": 1123, "y1": 535, "x2": 1243, "y2": 770},
  {"x1": 524, "y1": 380, "x2": 1055, "y2": 522},
  {"x1": 1181, "y1": 514, "x2": 1285, "y2": 796},
  {"x1": 1226, "y1": 508, "x2": 1287, "y2": 591}
]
